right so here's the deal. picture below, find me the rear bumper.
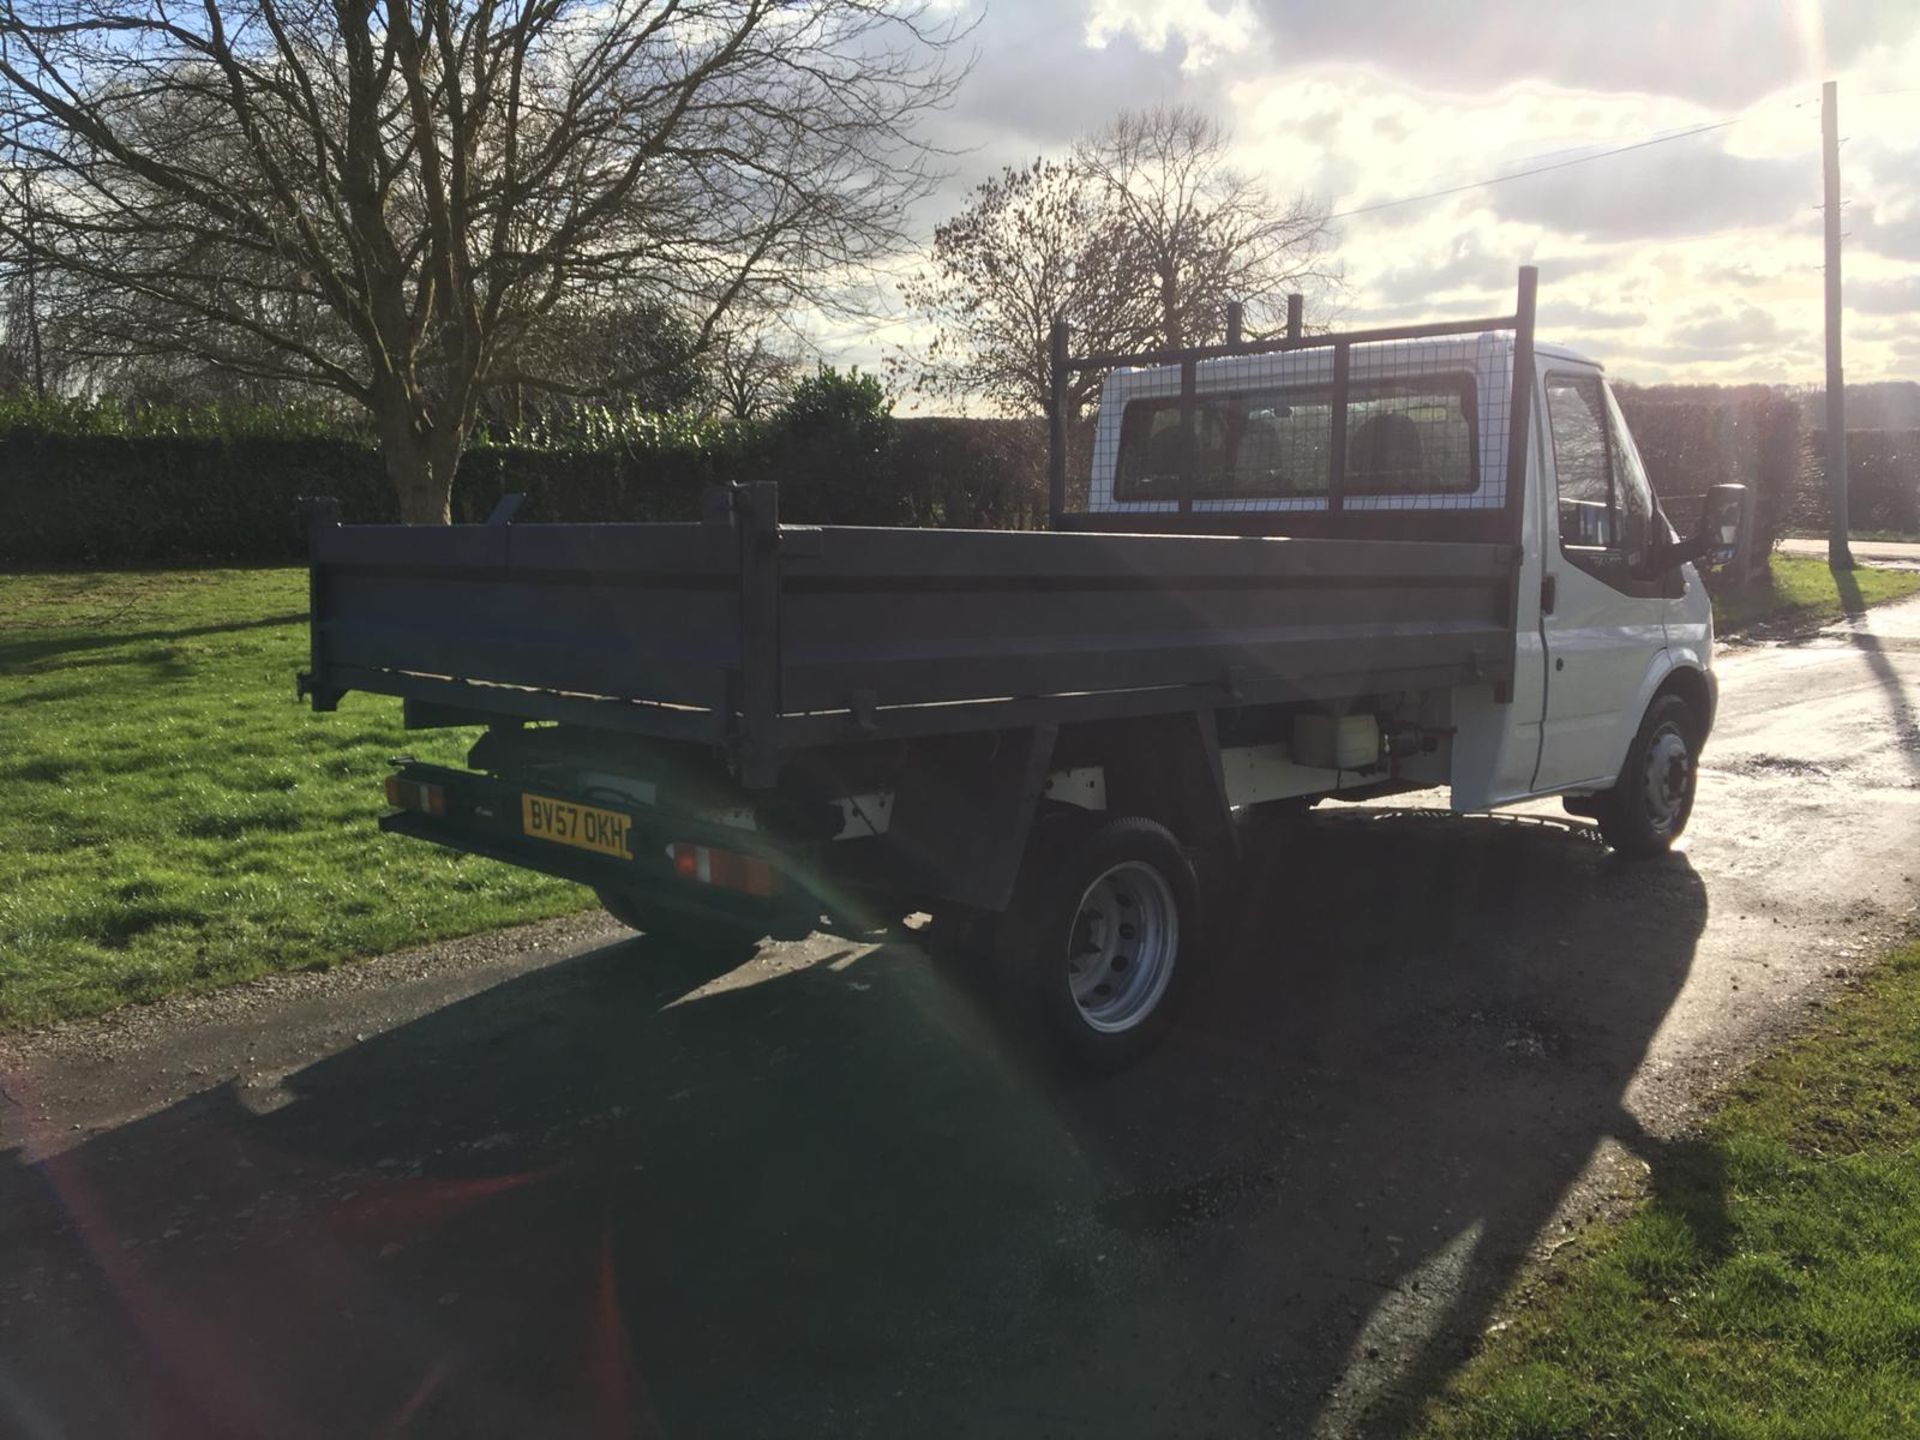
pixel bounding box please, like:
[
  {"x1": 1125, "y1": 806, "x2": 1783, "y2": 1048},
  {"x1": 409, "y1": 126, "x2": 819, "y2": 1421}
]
[{"x1": 381, "y1": 762, "x2": 819, "y2": 933}]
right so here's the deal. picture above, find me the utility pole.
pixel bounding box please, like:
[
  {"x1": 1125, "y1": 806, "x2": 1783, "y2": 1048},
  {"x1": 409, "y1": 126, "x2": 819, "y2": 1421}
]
[{"x1": 1822, "y1": 79, "x2": 1852, "y2": 570}]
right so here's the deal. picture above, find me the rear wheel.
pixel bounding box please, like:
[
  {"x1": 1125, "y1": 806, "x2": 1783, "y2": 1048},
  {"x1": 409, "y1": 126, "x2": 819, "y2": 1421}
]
[
  {"x1": 594, "y1": 887, "x2": 765, "y2": 963},
  {"x1": 998, "y1": 816, "x2": 1203, "y2": 1072},
  {"x1": 1597, "y1": 694, "x2": 1699, "y2": 858}
]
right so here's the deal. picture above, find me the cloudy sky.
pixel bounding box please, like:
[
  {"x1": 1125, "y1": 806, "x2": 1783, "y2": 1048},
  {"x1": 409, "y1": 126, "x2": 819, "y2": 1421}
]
[{"x1": 845, "y1": 0, "x2": 1920, "y2": 409}]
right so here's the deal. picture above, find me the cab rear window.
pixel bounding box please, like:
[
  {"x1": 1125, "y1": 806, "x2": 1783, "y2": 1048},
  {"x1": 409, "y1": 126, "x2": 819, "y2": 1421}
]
[{"x1": 1113, "y1": 375, "x2": 1478, "y2": 504}]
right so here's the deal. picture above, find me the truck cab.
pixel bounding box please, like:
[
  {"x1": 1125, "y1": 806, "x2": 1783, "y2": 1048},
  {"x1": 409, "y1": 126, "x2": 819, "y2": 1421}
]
[{"x1": 1083, "y1": 328, "x2": 1720, "y2": 830}]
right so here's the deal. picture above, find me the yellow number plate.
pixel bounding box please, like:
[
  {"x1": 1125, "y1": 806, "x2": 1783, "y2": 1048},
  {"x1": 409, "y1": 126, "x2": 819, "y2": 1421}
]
[{"x1": 521, "y1": 794, "x2": 630, "y2": 859}]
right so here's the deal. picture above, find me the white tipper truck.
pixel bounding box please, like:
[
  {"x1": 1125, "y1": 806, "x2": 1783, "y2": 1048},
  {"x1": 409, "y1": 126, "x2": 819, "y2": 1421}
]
[{"x1": 304, "y1": 267, "x2": 1745, "y2": 1069}]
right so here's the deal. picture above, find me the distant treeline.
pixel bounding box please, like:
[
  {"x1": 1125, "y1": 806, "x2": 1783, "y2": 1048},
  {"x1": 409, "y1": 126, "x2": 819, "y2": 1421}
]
[
  {"x1": 1804, "y1": 381, "x2": 1920, "y2": 431},
  {"x1": 4, "y1": 381, "x2": 1913, "y2": 568},
  {"x1": 1616, "y1": 380, "x2": 1920, "y2": 540},
  {"x1": 1613, "y1": 385, "x2": 1806, "y2": 580},
  {"x1": 0, "y1": 378, "x2": 1050, "y2": 565},
  {"x1": 1798, "y1": 430, "x2": 1920, "y2": 534},
  {"x1": 1627, "y1": 380, "x2": 1920, "y2": 433}
]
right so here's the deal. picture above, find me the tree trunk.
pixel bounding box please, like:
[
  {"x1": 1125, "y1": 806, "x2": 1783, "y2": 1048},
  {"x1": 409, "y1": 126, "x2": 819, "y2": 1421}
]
[
  {"x1": 366, "y1": 374, "x2": 476, "y2": 526},
  {"x1": 387, "y1": 451, "x2": 453, "y2": 524},
  {"x1": 1160, "y1": 266, "x2": 1182, "y2": 351},
  {"x1": 375, "y1": 404, "x2": 459, "y2": 524}
]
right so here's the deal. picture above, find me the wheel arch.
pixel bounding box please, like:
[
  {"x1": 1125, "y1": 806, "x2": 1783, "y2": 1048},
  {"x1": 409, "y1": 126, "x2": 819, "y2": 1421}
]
[
  {"x1": 1596, "y1": 653, "x2": 1713, "y2": 785},
  {"x1": 1058, "y1": 710, "x2": 1237, "y2": 867},
  {"x1": 1651, "y1": 663, "x2": 1715, "y2": 745}
]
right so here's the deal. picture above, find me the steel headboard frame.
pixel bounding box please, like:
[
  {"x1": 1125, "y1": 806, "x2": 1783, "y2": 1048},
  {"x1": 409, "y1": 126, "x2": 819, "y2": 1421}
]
[{"x1": 1046, "y1": 266, "x2": 1541, "y2": 544}]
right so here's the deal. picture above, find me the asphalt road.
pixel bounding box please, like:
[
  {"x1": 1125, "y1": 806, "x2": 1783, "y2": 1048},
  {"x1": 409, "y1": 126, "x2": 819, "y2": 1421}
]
[{"x1": 4, "y1": 599, "x2": 1918, "y2": 1440}]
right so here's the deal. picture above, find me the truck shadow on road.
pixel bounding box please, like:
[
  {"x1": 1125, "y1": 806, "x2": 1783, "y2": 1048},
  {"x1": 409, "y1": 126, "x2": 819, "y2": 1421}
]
[
  {"x1": 1828, "y1": 567, "x2": 1920, "y2": 778},
  {"x1": 0, "y1": 811, "x2": 1708, "y2": 1440}
]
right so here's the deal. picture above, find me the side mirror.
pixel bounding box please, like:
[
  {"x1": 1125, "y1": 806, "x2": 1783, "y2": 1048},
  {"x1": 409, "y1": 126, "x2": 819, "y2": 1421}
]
[
  {"x1": 1694, "y1": 483, "x2": 1746, "y2": 570},
  {"x1": 1668, "y1": 483, "x2": 1746, "y2": 571}
]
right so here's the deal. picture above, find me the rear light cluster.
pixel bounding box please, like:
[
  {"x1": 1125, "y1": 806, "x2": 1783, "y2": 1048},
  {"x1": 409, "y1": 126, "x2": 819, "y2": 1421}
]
[
  {"x1": 384, "y1": 775, "x2": 447, "y2": 817},
  {"x1": 667, "y1": 842, "x2": 779, "y2": 897}
]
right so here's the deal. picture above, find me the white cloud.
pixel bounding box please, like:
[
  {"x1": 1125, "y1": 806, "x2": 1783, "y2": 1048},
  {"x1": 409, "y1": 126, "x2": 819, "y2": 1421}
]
[
  {"x1": 1540, "y1": 301, "x2": 1649, "y2": 333},
  {"x1": 1854, "y1": 197, "x2": 1920, "y2": 264},
  {"x1": 1848, "y1": 274, "x2": 1920, "y2": 317},
  {"x1": 1250, "y1": 0, "x2": 1890, "y2": 108},
  {"x1": 1669, "y1": 302, "x2": 1790, "y2": 355},
  {"x1": 1084, "y1": 0, "x2": 1257, "y2": 73},
  {"x1": 1369, "y1": 237, "x2": 1519, "y2": 305},
  {"x1": 1486, "y1": 145, "x2": 1807, "y2": 242},
  {"x1": 840, "y1": 0, "x2": 1920, "y2": 402}
]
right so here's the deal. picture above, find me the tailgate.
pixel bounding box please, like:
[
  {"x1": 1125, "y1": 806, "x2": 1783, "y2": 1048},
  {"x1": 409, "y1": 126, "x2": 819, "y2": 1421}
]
[{"x1": 301, "y1": 507, "x2": 742, "y2": 742}]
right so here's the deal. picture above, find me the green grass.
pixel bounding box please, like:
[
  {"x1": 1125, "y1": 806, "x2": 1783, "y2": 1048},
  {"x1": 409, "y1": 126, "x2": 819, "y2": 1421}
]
[
  {"x1": 1416, "y1": 942, "x2": 1920, "y2": 1439},
  {"x1": 0, "y1": 569, "x2": 585, "y2": 1027},
  {"x1": 1713, "y1": 553, "x2": 1920, "y2": 635},
  {"x1": 1784, "y1": 529, "x2": 1920, "y2": 545}
]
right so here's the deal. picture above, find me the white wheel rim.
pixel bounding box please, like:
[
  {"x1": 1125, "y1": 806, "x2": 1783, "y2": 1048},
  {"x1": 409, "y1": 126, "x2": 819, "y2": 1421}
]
[
  {"x1": 1065, "y1": 861, "x2": 1178, "y2": 1034},
  {"x1": 1642, "y1": 724, "x2": 1693, "y2": 835}
]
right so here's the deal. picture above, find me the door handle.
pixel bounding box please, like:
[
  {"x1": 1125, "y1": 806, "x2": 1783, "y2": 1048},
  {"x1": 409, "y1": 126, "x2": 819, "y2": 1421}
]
[{"x1": 1540, "y1": 573, "x2": 1557, "y2": 614}]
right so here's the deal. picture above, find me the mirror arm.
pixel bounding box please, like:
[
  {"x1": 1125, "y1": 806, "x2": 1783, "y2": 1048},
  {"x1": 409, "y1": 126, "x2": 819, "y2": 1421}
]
[
  {"x1": 1666, "y1": 534, "x2": 1710, "y2": 567},
  {"x1": 1638, "y1": 535, "x2": 1707, "y2": 580}
]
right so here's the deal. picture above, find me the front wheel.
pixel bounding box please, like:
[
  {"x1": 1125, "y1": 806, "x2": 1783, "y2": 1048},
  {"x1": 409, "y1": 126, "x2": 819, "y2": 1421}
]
[
  {"x1": 999, "y1": 816, "x2": 1203, "y2": 1072},
  {"x1": 1597, "y1": 694, "x2": 1699, "y2": 858}
]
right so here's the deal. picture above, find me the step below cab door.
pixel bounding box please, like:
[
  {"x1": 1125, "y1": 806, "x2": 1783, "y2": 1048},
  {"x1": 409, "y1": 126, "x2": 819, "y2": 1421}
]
[{"x1": 1533, "y1": 367, "x2": 1670, "y2": 792}]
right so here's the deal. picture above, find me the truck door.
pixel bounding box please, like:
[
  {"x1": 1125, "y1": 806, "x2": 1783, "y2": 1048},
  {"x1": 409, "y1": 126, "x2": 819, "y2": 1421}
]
[{"x1": 1533, "y1": 368, "x2": 1668, "y2": 791}]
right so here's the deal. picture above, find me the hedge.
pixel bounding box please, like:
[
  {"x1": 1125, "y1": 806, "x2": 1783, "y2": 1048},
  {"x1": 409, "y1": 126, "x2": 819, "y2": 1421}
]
[
  {"x1": 0, "y1": 414, "x2": 1062, "y2": 565},
  {"x1": 1612, "y1": 388, "x2": 1808, "y2": 583},
  {"x1": 894, "y1": 417, "x2": 1048, "y2": 529},
  {"x1": 1795, "y1": 430, "x2": 1920, "y2": 535},
  {"x1": 2, "y1": 390, "x2": 1821, "y2": 567},
  {"x1": 1, "y1": 432, "x2": 392, "y2": 563}
]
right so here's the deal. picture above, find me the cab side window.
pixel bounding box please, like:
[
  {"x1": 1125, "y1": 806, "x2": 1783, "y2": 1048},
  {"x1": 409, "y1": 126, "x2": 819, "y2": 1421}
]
[
  {"x1": 1546, "y1": 372, "x2": 1615, "y2": 548},
  {"x1": 1603, "y1": 381, "x2": 1661, "y2": 554},
  {"x1": 1546, "y1": 371, "x2": 1656, "y2": 585}
]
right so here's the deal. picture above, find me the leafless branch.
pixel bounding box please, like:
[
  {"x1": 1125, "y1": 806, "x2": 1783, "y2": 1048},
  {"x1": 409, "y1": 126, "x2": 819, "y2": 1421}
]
[{"x1": 0, "y1": 0, "x2": 964, "y2": 517}]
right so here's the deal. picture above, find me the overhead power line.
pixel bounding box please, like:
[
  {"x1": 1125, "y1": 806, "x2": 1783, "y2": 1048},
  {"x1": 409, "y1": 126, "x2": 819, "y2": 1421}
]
[{"x1": 1326, "y1": 117, "x2": 1742, "y2": 222}]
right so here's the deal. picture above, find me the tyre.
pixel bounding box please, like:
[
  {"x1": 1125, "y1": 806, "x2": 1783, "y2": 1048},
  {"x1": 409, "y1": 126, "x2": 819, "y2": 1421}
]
[
  {"x1": 924, "y1": 905, "x2": 991, "y2": 972},
  {"x1": 1597, "y1": 694, "x2": 1700, "y2": 858},
  {"x1": 594, "y1": 887, "x2": 765, "y2": 963},
  {"x1": 997, "y1": 816, "x2": 1203, "y2": 1073}
]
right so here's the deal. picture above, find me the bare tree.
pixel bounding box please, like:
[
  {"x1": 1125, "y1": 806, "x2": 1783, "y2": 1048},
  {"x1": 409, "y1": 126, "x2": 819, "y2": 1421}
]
[
  {"x1": 0, "y1": 158, "x2": 46, "y2": 394},
  {"x1": 479, "y1": 300, "x2": 706, "y2": 437},
  {"x1": 708, "y1": 319, "x2": 802, "y2": 420},
  {"x1": 899, "y1": 108, "x2": 1334, "y2": 417},
  {"x1": 0, "y1": 0, "x2": 961, "y2": 520},
  {"x1": 0, "y1": 258, "x2": 39, "y2": 395},
  {"x1": 1077, "y1": 104, "x2": 1333, "y2": 352},
  {"x1": 895, "y1": 156, "x2": 1156, "y2": 418}
]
